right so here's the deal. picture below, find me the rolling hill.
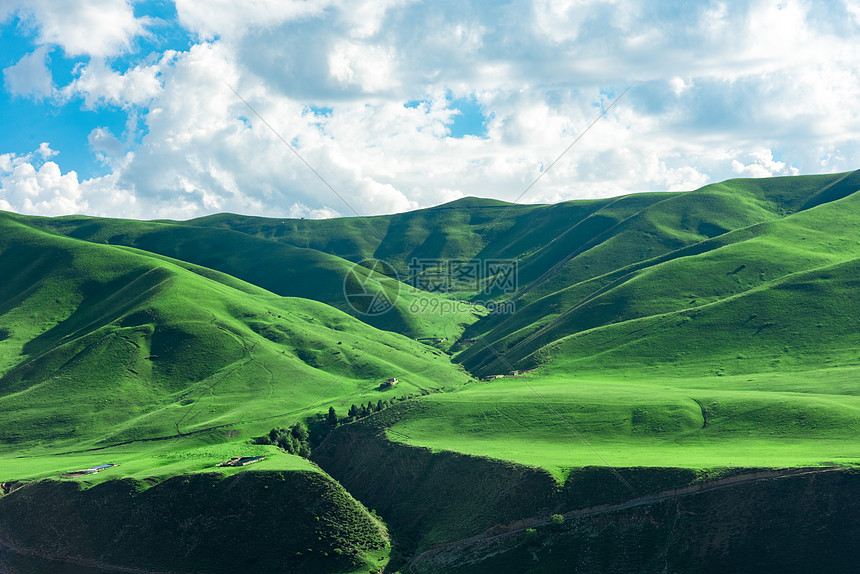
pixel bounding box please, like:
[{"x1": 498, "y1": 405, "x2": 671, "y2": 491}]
[
  {"x1": 0, "y1": 213, "x2": 470, "y2": 459},
  {"x1": 11, "y1": 212, "x2": 482, "y2": 341},
  {"x1": 2, "y1": 170, "x2": 860, "y2": 572}
]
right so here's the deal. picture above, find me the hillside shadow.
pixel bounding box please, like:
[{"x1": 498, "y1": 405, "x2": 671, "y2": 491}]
[{"x1": 21, "y1": 267, "x2": 172, "y2": 358}]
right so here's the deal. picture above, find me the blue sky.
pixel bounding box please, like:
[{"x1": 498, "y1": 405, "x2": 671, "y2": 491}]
[{"x1": 1, "y1": 0, "x2": 859, "y2": 219}]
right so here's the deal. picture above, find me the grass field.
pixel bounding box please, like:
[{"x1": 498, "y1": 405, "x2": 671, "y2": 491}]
[
  {"x1": 14, "y1": 212, "x2": 482, "y2": 340},
  {"x1": 0, "y1": 435, "x2": 318, "y2": 485},
  {"x1": 385, "y1": 369, "x2": 860, "y2": 481},
  {"x1": 0, "y1": 213, "x2": 470, "y2": 484}
]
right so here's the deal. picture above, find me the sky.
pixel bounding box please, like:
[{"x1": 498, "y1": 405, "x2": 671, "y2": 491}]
[{"x1": 0, "y1": 0, "x2": 859, "y2": 220}]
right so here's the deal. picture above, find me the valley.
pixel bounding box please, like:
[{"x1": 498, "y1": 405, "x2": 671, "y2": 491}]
[{"x1": 1, "y1": 172, "x2": 859, "y2": 572}]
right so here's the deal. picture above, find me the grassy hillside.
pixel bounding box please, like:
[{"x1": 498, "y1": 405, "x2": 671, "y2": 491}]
[
  {"x1": 0, "y1": 214, "x2": 470, "y2": 463},
  {"x1": 169, "y1": 171, "x2": 860, "y2": 377},
  {"x1": 20, "y1": 171, "x2": 858, "y2": 379},
  {"x1": 184, "y1": 172, "x2": 857, "y2": 292},
  {"x1": 13, "y1": 213, "x2": 480, "y2": 341},
  {"x1": 369, "y1": 179, "x2": 860, "y2": 480},
  {"x1": 456, "y1": 172, "x2": 860, "y2": 375},
  {"x1": 382, "y1": 370, "x2": 860, "y2": 479},
  {"x1": 3, "y1": 170, "x2": 860, "y2": 572}
]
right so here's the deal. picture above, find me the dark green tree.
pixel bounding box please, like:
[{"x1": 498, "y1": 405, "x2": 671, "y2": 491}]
[
  {"x1": 291, "y1": 423, "x2": 309, "y2": 442},
  {"x1": 326, "y1": 406, "x2": 338, "y2": 427}
]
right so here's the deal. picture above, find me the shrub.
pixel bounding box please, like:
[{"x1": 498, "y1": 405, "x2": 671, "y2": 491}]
[
  {"x1": 523, "y1": 528, "x2": 540, "y2": 547},
  {"x1": 253, "y1": 422, "x2": 312, "y2": 457}
]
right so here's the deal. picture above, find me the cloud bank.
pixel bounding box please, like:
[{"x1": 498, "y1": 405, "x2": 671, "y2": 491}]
[{"x1": 1, "y1": 0, "x2": 859, "y2": 219}]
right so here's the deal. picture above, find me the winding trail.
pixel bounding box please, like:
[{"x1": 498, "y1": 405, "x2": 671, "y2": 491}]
[{"x1": 408, "y1": 465, "x2": 847, "y2": 573}]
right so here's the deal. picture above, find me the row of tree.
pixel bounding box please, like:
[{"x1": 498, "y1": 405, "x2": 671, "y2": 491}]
[
  {"x1": 255, "y1": 399, "x2": 402, "y2": 459},
  {"x1": 325, "y1": 399, "x2": 394, "y2": 427}
]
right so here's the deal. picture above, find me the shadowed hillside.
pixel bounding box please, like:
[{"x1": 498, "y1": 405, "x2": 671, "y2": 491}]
[{"x1": 10, "y1": 214, "x2": 480, "y2": 341}]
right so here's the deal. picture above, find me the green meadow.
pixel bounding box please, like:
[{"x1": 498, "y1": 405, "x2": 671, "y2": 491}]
[
  {"x1": 0, "y1": 438, "x2": 318, "y2": 486},
  {"x1": 0, "y1": 213, "x2": 470, "y2": 482},
  {"x1": 385, "y1": 369, "x2": 860, "y2": 481}
]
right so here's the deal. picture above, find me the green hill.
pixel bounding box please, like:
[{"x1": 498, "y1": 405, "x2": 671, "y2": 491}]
[
  {"x1": 11, "y1": 212, "x2": 481, "y2": 341},
  {"x1": 459, "y1": 180, "x2": 860, "y2": 375},
  {"x1": 3, "y1": 170, "x2": 860, "y2": 573},
  {"x1": 0, "y1": 213, "x2": 470, "y2": 459},
  {"x1": 105, "y1": 169, "x2": 859, "y2": 380}
]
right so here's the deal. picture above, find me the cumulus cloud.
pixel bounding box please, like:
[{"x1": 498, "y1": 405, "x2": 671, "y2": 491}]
[
  {"x1": 172, "y1": 0, "x2": 331, "y2": 40},
  {"x1": 328, "y1": 41, "x2": 399, "y2": 93},
  {"x1": 731, "y1": 149, "x2": 800, "y2": 178},
  {"x1": 0, "y1": 144, "x2": 136, "y2": 217},
  {"x1": 6, "y1": 0, "x2": 149, "y2": 57},
  {"x1": 64, "y1": 58, "x2": 164, "y2": 108},
  {"x1": 88, "y1": 127, "x2": 123, "y2": 162},
  {"x1": 2, "y1": 0, "x2": 860, "y2": 219},
  {"x1": 3, "y1": 46, "x2": 53, "y2": 99},
  {"x1": 0, "y1": 146, "x2": 87, "y2": 215}
]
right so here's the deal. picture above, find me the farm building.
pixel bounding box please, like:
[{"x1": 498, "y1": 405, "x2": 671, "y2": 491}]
[
  {"x1": 216, "y1": 456, "x2": 266, "y2": 467},
  {"x1": 61, "y1": 463, "x2": 118, "y2": 478}
]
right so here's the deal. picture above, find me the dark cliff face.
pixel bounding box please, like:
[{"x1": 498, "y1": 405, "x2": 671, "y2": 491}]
[
  {"x1": 419, "y1": 468, "x2": 860, "y2": 574},
  {"x1": 312, "y1": 416, "x2": 860, "y2": 573},
  {"x1": 312, "y1": 417, "x2": 561, "y2": 551},
  {"x1": 0, "y1": 471, "x2": 388, "y2": 574},
  {"x1": 311, "y1": 413, "x2": 699, "y2": 559}
]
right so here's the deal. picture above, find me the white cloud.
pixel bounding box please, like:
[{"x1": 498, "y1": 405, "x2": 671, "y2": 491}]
[
  {"x1": 731, "y1": 148, "x2": 799, "y2": 178},
  {"x1": 172, "y1": 0, "x2": 331, "y2": 40},
  {"x1": 287, "y1": 202, "x2": 341, "y2": 219},
  {"x1": 0, "y1": 155, "x2": 87, "y2": 215},
  {"x1": 6, "y1": 0, "x2": 149, "y2": 57},
  {"x1": 0, "y1": 143, "x2": 138, "y2": 217},
  {"x1": 64, "y1": 58, "x2": 164, "y2": 108},
  {"x1": 4, "y1": 0, "x2": 860, "y2": 219},
  {"x1": 337, "y1": 0, "x2": 415, "y2": 39},
  {"x1": 3, "y1": 46, "x2": 53, "y2": 99},
  {"x1": 88, "y1": 127, "x2": 123, "y2": 163},
  {"x1": 328, "y1": 41, "x2": 399, "y2": 93}
]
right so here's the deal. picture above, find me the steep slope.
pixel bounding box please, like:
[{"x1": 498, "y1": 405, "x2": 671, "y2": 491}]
[
  {"x1": 184, "y1": 172, "x2": 857, "y2": 297},
  {"x1": 459, "y1": 182, "x2": 860, "y2": 375},
  {"x1": 0, "y1": 471, "x2": 390, "y2": 574},
  {"x1": 20, "y1": 172, "x2": 858, "y2": 376},
  {"x1": 13, "y1": 214, "x2": 480, "y2": 340}
]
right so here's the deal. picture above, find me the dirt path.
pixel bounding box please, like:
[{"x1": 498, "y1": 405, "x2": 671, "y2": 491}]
[{"x1": 408, "y1": 465, "x2": 847, "y2": 572}]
